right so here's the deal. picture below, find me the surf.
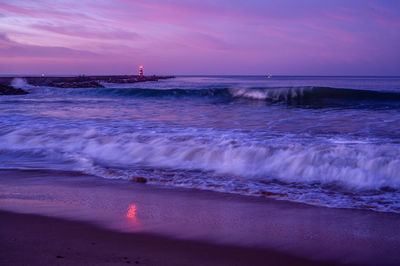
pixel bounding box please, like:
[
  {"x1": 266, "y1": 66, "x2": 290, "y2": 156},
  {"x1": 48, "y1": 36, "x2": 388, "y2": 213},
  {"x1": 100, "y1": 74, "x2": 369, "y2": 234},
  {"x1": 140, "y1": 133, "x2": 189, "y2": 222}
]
[{"x1": 56, "y1": 85, "x2": 400, "y2": 108}]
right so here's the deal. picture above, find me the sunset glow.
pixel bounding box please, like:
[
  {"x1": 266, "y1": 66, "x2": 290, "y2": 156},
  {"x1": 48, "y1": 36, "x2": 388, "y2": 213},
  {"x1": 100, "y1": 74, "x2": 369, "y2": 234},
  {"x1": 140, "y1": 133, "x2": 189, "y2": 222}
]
[{"x1": 1, "y1": 0, "x2": 399, "y2": 75}]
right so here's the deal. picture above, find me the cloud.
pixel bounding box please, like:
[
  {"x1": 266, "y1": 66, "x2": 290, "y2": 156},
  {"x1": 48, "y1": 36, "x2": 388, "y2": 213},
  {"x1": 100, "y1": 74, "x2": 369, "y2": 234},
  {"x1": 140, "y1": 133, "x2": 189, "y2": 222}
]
[
  {"x1": 0, "y1": 34, "x2": 98, "y2": 58},
  {"x1": 31, "y1": 23, "x2": 140, "y2": 41},
  {"x1": 0, "y1": 0, "x2": 399, "y2": 75},
  {"x1": 0, "y1": 1, "x2": 101, "y2": 22}
]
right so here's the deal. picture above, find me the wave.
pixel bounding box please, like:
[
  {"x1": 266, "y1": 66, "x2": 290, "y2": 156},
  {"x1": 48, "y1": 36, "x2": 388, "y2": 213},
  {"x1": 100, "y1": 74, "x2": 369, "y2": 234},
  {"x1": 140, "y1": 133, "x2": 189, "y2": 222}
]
[
  {"x1": 2, "y1": 126, "x2": 400, "y2": 213},
  {"x1": 1, "y1": 127, "x2": 400, "y2": 191},
  {"x1": 228, "y1": 86, "x2": 400, "y2": 102},
  {"x1": 85, "y1": 87, "x2": 231, "y2": 98},
  {"x1": 73, "y1": 86, "x2": 400, "y2": 107}
]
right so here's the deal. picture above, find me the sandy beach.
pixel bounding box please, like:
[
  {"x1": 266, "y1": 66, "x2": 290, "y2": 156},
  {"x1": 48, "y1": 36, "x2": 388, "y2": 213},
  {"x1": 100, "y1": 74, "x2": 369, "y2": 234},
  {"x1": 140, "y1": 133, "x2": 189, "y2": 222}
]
[
  {"x1": 0, "y1": 210, "x2": 320, "y2": 266},
  {"x1": 1, "y1": 169, "x2": 400, "y2": 265}
]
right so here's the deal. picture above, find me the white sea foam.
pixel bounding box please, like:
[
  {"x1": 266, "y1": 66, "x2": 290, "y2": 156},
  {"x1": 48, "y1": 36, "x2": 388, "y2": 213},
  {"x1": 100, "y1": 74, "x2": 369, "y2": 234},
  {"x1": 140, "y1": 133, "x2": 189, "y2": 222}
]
[
  {"x1": 10, "y1": 78, "x2": 36, "y2": 92},
  {"x1": 1, "y1": 127, "x2": 399, "y2": 191},
  {"x1": 11, "y1": 78, "x2": 28, "y2": 88},
  {"x1": 229, "y1": 87, "x2": 310, "y2": 100}
]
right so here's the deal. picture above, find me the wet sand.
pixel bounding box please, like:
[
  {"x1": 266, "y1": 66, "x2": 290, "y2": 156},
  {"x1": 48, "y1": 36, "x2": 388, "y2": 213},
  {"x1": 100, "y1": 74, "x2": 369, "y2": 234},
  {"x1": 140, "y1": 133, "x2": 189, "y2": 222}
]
[
  {"x1": 1, "y1": 169, "x2": 400, "y2": 265},
  {"x1": 0, "y1": 210, "x2": 319, "y2": 266}
]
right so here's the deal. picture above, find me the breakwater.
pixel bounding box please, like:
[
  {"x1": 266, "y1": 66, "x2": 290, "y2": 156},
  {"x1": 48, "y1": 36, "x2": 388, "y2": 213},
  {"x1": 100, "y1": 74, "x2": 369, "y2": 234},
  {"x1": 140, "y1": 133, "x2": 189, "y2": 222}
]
[{"x1": 0, "y1": 75, "x2": 175, "y2": 89}]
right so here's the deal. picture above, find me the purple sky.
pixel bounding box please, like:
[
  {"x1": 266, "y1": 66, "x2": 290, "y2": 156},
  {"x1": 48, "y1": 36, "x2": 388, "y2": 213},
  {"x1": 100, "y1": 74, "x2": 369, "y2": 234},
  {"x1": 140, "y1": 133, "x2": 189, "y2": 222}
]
[{"x1": 0, "y1": 0, "x2": 399, "y2": 75}]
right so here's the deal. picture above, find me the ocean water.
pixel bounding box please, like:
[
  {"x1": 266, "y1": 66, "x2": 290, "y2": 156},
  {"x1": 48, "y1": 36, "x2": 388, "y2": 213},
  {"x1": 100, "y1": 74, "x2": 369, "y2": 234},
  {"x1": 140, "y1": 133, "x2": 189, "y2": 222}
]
[{"x1": 1, "y1": 75, "x2": 400, "y2": 213}]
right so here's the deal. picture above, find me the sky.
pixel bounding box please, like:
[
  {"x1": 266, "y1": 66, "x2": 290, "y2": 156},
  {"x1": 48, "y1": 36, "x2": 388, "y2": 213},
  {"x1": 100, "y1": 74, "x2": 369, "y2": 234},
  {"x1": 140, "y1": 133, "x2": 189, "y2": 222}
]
[{"x1": 0, "y1": 0, "x2": 400, "y2": 75}]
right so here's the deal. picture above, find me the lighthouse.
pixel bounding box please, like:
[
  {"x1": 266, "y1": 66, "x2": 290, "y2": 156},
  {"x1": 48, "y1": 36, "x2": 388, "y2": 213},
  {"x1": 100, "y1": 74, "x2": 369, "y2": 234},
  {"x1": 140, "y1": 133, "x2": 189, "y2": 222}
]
[{"x1": 139, "y1": 65, "x2": 143, "y2": 77}]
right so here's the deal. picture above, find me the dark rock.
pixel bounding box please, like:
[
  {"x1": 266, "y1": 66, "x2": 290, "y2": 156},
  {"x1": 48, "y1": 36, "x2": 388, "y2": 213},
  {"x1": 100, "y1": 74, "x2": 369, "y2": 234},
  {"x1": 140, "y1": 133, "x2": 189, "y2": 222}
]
[
  {"x1": 0, "y1": 75, "x2": 175, "y2": 87},
  {"x1": 132, "y1": 177, "x2": 147, "y2": 183},
  {"x1": 381, "y1": 186, "x2": 397, "y2": 192},
  {"x1": 56, "y1": 255, "x2": 64, "y2": 259},
  {"x1": 0, "y1": 84, "x2": 28, "y2": 95},
  {"x1": 259, "y1": 191, "x2": 285, "y2": 197}
]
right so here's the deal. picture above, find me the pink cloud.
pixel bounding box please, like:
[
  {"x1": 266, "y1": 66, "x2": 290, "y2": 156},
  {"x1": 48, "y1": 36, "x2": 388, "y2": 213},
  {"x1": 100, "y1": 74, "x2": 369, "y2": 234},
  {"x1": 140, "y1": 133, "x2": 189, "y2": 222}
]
[
  {"x1": 0, "y1": 2, "x2": 105, "y2": 24},
  {"x1": 31, "y1": 23, "x2": 140, "y2": 41},
  {"x1": 0, "y1": 34, "x2": 98, "y2": 58},
  {"x1": 0, "y1": 2, "x2": 32, "y2": 16}
]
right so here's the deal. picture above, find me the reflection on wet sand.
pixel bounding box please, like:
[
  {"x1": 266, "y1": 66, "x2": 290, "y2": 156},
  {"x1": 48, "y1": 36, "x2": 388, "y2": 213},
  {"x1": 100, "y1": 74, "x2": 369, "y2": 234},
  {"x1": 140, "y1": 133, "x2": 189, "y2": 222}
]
[{"x1": 126, "y1": 204, "x2": 139, "y2": 226}]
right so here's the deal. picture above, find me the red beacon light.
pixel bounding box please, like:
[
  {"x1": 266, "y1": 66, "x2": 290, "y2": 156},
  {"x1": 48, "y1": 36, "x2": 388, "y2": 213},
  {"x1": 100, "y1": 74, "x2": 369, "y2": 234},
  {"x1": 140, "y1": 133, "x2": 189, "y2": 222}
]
[{"x1": 139, "y1": 65, "x2": 143, "y2": 77}]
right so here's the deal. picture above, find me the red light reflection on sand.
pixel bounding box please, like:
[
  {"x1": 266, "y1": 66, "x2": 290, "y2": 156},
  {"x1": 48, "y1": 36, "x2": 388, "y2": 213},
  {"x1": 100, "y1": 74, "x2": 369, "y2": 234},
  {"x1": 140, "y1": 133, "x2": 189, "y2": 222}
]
[
  {"x1": 126, "y1": 204, "x2": 137, "y2": 219},
  {"x1": 126, "y1": 204, "x2": 140, "y2": 228}
]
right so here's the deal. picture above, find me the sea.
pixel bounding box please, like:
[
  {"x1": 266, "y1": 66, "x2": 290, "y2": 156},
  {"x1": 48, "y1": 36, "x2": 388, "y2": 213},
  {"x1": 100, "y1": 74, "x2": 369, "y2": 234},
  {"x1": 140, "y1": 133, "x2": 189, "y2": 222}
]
[{"x1": 1, "y1": 75, "x2": 400, "y2": 213}]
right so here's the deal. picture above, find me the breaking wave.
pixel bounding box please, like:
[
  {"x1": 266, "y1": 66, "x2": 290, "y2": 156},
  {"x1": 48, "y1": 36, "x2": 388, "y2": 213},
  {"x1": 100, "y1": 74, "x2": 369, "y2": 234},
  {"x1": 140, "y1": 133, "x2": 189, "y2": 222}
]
[
  {"x1": 72, "y1": 86, "x2": 400, "y2": 107},
  {"x1": 228, "y1": 86, "x2": 400, "y2": 102},
  {"x1": 1, "y1": 127, "x2": 399, "y2": 191}
]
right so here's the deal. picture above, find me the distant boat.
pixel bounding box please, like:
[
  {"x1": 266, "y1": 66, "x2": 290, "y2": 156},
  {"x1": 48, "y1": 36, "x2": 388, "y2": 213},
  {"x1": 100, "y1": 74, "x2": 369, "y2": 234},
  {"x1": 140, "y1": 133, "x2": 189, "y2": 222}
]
[{"x1": 267, "y1": 74, "x2": 272, "y2": 79}]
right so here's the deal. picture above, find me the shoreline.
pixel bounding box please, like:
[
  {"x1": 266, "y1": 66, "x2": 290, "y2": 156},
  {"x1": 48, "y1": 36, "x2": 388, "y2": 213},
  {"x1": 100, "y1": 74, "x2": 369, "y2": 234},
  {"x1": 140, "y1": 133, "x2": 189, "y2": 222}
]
[
  {"x1": 1, "y1": 169, "x2": 400, "y2": 265},
  {"x1": 0, "y1": 210, "x2": 321, "y2": 266}
]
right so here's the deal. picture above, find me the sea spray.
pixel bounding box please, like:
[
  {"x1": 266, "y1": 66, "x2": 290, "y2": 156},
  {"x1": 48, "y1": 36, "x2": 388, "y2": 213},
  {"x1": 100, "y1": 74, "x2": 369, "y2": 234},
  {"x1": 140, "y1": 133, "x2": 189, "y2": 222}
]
[{"x1": 11, "y1": 78, "x2": 29, "y2": 88}]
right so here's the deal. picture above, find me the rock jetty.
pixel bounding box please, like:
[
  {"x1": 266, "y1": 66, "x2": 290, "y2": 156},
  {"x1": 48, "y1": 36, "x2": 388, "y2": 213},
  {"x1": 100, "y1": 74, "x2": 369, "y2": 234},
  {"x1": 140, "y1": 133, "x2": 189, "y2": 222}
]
[
  {"x1": 0, "y1": 84, "x2": 28, "y2": 95},
  {"x1": 0, "y1": 75, "x2": 175, "y2": 91}
]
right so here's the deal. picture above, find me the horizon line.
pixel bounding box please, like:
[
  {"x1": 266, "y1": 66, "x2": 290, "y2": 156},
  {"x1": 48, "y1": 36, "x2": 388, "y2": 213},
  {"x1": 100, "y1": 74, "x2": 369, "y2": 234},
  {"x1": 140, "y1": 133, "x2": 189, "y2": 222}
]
[{"x1": 1, "y1": 74, "x2": 400, "y2": 78}]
